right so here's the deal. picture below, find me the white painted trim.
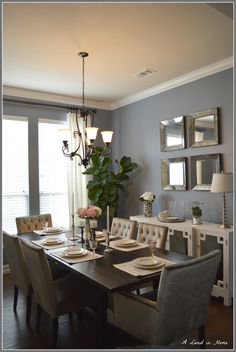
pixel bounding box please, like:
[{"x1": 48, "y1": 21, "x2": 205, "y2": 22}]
[
  {"x1": 3, "y1": 86, "x2": 111, "y2": 111},
  {"x1": 110, "y1": 56, "x2": 233, "y2": 110},
  {"x1": 3, "y1": 56, "x2": 233, "y2": 111},
  {"x1": 3, "y1": 265, "x2": 11, "y2": 274}
]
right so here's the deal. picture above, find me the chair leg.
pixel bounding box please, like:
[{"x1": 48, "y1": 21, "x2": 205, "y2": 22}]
[
  {"x1": 13, "y1": 286, "x2": 18, "y2": 311},
  {"x1": 52, "y1": 318, "x2": 58, "y2": 346},
  {"x1": 198, "y1": 325, "x2": 206, "y2": 349},
  {"x1": 36, "y1": 304, "x2": 42, "y2": 330},
  {"x1": 26, "y1": 295, "x2": 31, "y2": 324}
]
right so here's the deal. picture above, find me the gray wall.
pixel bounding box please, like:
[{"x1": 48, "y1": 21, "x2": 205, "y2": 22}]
[{"x1": 111, "y1": 69, "x2": 233, "y2": 224}]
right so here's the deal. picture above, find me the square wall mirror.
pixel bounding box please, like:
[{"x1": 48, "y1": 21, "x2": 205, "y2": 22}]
[
  {"x1": 189, "y1": 108, "x2": 219, "y2": 147},
  {"x1": 160, "y1": 116, "x2": 185, "y2": 151},
  {"x1": 190, "y1": 154, "x2": 221, "y2": 191},
  {"x1": 161, "y1": 157, "x2": 187, "y2": 191}
]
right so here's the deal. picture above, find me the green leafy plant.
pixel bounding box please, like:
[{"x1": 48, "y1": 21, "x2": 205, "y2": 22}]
[
  {"x1": 192, "y1": 206, "x2": 202, "y2": 218},
  {"x1": 83, "y1": 147, "x2": 138, "y2": 217}
]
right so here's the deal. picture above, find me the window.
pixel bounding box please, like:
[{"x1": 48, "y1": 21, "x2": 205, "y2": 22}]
[
  {"x1": 2, "y1": 116, "x2": 29, "y2": 234},
  {"x1": 38, "y1": 120, "x2": 69, "y2": 227}
]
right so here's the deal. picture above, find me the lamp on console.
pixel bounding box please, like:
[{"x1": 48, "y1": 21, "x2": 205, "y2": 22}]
[{"x1": 210, "y1": 172, "x2": 233, "y2": 229}]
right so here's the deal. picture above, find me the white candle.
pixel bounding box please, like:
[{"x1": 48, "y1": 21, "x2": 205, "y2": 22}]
[
  {"x1": 107, "y1": 205, "x2": 109, "y2": 231},
  {"x1": 72, "y1": 192, "x2": 74, "y2": 215},
  {"x1": 79, "y1": 219, "x2": 85, "y2": 227},
  {"x1": 90, "y1": 220, "x2": 97, "y2": 229}
]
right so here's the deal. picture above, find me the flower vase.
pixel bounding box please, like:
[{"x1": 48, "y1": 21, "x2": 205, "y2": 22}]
[{"x1": 143, "y1": 202, "x2": 153, "y2": 217}]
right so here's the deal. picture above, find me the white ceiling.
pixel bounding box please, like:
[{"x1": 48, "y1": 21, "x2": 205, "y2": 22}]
[{"x1": 3, "y1": 3, "x2": 233, "y2": 107}]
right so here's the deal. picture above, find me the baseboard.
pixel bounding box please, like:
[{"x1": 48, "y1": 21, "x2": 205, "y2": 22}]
[{"x1": 3, "y1": 264, "x2": 11, "y2": 274}]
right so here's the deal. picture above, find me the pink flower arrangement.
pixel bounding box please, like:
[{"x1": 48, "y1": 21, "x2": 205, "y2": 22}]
[{"x1": 76, "y1": 206, "x2": 102, "y2": 219}]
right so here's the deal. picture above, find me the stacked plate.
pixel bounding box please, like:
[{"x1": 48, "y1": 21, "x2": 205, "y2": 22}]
[
  {"x1": 132, "y1": 257, "x2": 164, "y2": 270},
  {"x1": 158, "y1": 216, "x2": 184, "y2": 223},
  {"x1": 62, "y1": 247, "x2": 87, "y2": 258},
  {"x1": 95, "y1": 231, "x2": 104, "y2": 238},
  {"x1": 115, "y1": 239, "x2": 138, "y2": 248},
  {"x1": 44, "y1": 227, "x2": 64, "y2": 234},
  {"x1": 42, "y1": 237, "x2": 64, "y2": 245}
]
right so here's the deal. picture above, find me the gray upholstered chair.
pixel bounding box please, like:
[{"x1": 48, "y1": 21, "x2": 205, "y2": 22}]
[
  {"x1": 111, "y1": 250, "x2": 221, "y2": 348},
  {"x1": 3, "y1": 231, "x2": 33, "y2": 324},
  {"x1": 16, "y1": 214, "x2": 52, "y2": 233},
  {"x1": 16, "y1": 213, "x2": 69, "y2": 280},
  {"x1": 20, "y1": 239, "x2": 102, "y2": 343},
  {"x1": 137, "y1": 223, "x2": 168, "y2": 250},
  {"x1": 111, "y1": 217, "x2": 137, "y2": 239}
]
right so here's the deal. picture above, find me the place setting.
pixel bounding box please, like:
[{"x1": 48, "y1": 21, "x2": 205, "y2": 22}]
[
  {"x1": 51, "y1": 240, "x2": 103, "y2": 264},
  {"x1": 33, "y1": 223, "x2": 65, "y2": 236},
  {"x1": 107, "y1": 238, "x2": 149, "y2": 252},
  {"x1": 32, "y1": 236, "x2": 68, "y2": 250},
  {"x1": 113, "y1": 240, "x2": 174, "y2": 276}
]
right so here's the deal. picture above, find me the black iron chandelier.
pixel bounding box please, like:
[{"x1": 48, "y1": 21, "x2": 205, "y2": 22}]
[{"x1": 62, "y1": 52, "x2": 113, "y2": 168}]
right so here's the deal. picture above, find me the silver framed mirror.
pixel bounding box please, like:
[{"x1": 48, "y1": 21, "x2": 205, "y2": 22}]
[
  {"x1": 190, "y1": 154, "x2": 221, "y2": 191},
  {"x1": 188, "y1": 108, "x2": 219, "y2": 147},
  {"x1": 161, "y1": 157, "x2": 187, "y2": 191},
  {"x1": 160, "y1": 116, "x2": 185, "y2": 151}
]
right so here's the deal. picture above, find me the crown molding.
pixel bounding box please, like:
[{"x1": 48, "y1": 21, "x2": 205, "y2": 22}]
[
  {"x1": 110, "y1": 56, "x2": 233, "y2": 110},
  {"x1": 4, "y1": 56, "x2": 233, "y2": 112},
  {"x1": 3, "y1": 86, "x2": 112, "y2": 111}
]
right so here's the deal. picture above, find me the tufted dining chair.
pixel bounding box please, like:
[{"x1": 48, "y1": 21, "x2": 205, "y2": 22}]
[
  {"x1": 111, "y1": 217, "x2": 137, "y2": 239},
  {"x1": 111, "y1": 250, "x2": 221, "y2": 348},
  {"x1": 20, "y1": 239, "x2": 104, "y2": 344},
  {"x1": 137, "y1": 223, "x2": 168, "y2": 250},
  {"x1": 3, "y1": 231, "x2": 33, "y2": 324},
  {"x1": 16, "y1": 214, "x2": 53, "y2": 233},
  {"x1": 16, "y1": 214, "x2": 69, "y2": 280}
]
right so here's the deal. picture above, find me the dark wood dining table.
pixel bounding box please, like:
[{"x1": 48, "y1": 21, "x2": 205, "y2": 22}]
[
  {"x1": 18, "y1": 230, "x2": 190, "y2": 344},
  {"x1": 18, "y1": 231, "x2": 190, "y2": 294}
]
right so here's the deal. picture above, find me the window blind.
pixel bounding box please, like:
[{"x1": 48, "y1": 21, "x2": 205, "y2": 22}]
[
  {"x1": 38, "y1": 120, "x2": 69, "y2": 227},
  {"x1": 2, "y1": 117, "x2": 29, "y2": 234}
]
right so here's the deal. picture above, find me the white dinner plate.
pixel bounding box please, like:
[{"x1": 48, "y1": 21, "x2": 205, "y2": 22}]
[
  {"x1": 62, "y1": 248, "x2": 87, "y2": 258},
  {"x1": 44, "y1": 227, "x2": 64, "y2": 234},
  {"x1": 115, "y1": 239, "x2": 138, "y2": 248},
  {"x1": 132, "y1": 257, "x2": 164, "y2": 269},
  {"x1": 95, "y1": 231, "x2": 104, "y2": 238},
  {"x1": 43, "y1": 237, "x2": 64, "y2": 245}
]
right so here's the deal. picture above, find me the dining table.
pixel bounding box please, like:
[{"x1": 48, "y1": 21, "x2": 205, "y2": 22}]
[{"x1": 17, "y1": 229, "x2": 190, "y2": 345}]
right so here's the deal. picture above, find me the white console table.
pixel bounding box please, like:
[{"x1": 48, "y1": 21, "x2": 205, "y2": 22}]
[{"x1": 130, "y1": 215, "x2": 233, "y2": 306}]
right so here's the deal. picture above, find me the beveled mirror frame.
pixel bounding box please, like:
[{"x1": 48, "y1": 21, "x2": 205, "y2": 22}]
[
  {"x1": 161, "y1": 157, "x2": 187, "y2": 191},
  {"x1": 160, "y1": 116, "x2": 185, "y2": 151},
  {"x1": 190, "y1": 153, "x2": 221, "y2": 191},
  {"x1": 189, "y1": 107, "x2": 219, "y2": 147}
]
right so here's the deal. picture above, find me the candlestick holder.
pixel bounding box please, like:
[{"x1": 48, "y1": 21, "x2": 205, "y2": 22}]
[
  {"x1": 77, "y1": 226, "x2": 85, "y2": 243},
  {"x1": 69, "y1": 214, "x2": 77, "y2": 241},
  {"x1": 103, "y1": 230, "x2": 113, "y2": 253}
]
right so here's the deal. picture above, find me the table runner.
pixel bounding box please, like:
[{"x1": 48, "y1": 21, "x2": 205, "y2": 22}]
[
  {"x1": 51, "y1": 250, "x2": 103, "y2": 264},
  {"x1": 113, "y1": 257, "x2": 174, "y2": 277}
]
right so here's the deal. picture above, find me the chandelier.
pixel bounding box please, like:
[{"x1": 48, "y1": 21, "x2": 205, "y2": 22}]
[{"x1": 62, "y1": 52, "x2": 113, "y2": 168}]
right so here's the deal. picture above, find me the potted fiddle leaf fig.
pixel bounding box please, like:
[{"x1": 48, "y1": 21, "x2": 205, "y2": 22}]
[{"x1": 83, "y1": 147, "x2": 138, "y2": 219}]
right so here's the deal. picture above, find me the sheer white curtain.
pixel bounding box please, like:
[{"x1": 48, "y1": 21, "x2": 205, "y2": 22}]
[{"x1": 67, "y1": 112, "x2": 90, "y2": 226}]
